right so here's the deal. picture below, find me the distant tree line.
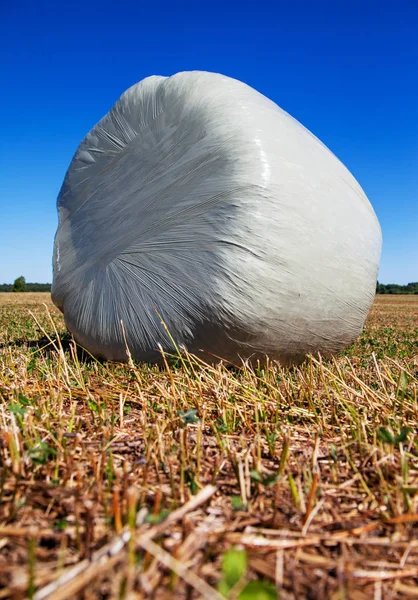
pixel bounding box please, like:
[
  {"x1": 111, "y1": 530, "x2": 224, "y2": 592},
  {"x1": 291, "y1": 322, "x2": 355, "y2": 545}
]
[
  {"x1": 1, "y1": 277, "x2": 417, "y2": 294},
  {"x1": 0, "y1": 276, "x2": 51, "y2": 292},
  {"x1": 376, "y1": 281, "x2": 418, "y2": 294}
]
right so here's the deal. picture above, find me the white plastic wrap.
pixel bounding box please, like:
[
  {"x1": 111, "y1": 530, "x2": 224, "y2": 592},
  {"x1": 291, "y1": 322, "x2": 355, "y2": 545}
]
[{"x1": 52, "y1": 71, "x2": 382, "y2": 364}]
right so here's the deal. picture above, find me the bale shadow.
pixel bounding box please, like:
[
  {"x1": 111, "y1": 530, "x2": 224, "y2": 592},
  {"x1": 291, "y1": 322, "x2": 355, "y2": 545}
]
[
  {"x1": 0, "y1": 335, "x2": 101, "y2": 364},
  {"x1": 0, "y1": 336, "x2": 301, "y2": 375}
]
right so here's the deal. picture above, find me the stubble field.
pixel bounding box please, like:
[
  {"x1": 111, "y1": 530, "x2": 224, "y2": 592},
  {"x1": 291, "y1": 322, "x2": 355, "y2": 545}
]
[{"x1": 0, "y1": 293, "x2": 417, "y2": 599}]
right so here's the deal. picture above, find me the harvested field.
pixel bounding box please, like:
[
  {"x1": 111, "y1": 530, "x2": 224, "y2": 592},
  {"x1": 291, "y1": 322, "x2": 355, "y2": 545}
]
[{"x1": 0, "y1": 293, "x2": 417, "y2": 599}]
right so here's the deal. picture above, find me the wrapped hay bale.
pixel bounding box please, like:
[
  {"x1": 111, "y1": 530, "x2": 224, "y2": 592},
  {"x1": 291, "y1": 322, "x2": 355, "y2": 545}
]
[{"x1": 52, "y1": 71, "x2": 382, "y2": 364}]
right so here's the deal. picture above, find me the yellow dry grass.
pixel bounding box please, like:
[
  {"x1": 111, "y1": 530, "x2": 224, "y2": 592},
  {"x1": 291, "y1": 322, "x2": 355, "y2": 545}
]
[{"x1": 0, "y1": 293, "x2": 417, "y2": 599}]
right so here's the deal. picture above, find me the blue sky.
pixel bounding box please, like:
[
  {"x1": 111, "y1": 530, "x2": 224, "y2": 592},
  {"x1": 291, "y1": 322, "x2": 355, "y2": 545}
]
[{"x1": 1, "y1": 0, "x2": 417, "y2": 284}]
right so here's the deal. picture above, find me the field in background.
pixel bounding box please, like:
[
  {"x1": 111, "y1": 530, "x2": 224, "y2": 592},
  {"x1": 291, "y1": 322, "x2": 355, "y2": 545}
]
[{"x1": 0, "y1": 293, "x2": 417, "y2": 599}]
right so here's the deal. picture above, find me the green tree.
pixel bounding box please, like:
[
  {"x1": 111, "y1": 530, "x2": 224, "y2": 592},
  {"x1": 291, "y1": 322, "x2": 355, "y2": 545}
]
[{"x1": 12, "y1": 276, "x2": 26, "y2": 292}]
